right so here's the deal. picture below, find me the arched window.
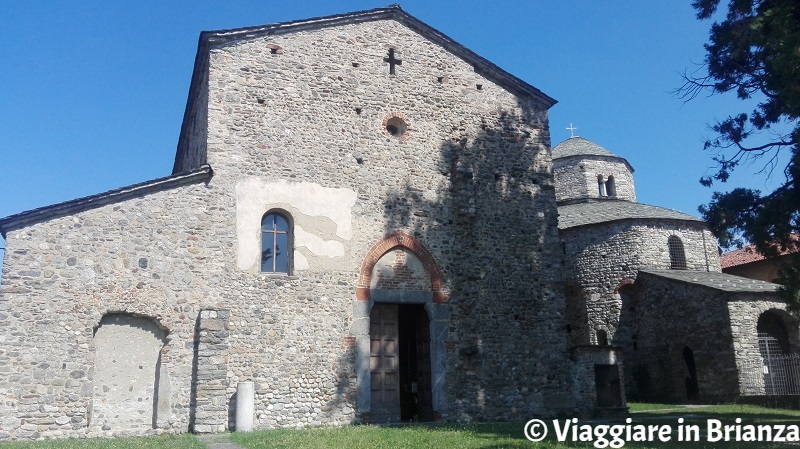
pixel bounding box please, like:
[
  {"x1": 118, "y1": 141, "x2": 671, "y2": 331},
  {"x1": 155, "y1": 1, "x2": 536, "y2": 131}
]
[
  {"x1": 261, "y1": 212, "x2": 291, "y2": 273},
  {"x1": 668, "y1": 235, "x2": 687, "y2": 269},
  {"x1": 757, "y1": 310, "x2": 792, "y2": 394},
  {"x1": 606, "y1": 175, "x2": 616, "y2": 197},
  {"x1": 597, "y1": 175, "x2": 606, "y2": 197},
  {"x1": 596, "y1": 329, "x2": 609, "y2": 346},
  {"x1": 758, "y1": 311, "x2": 790, "y2": 355}
]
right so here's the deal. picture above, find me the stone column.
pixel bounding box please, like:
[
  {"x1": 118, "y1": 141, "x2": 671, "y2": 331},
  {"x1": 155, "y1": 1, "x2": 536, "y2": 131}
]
[
  {"x1": 192, "y1": 309, "x2": 230, "y2": 433},
  {"x1": 351, "y1": 300, "x2": 372, "y2": 416},
  {"x1": 235, "y1": 382, "x2": 255, "y2": 432}
]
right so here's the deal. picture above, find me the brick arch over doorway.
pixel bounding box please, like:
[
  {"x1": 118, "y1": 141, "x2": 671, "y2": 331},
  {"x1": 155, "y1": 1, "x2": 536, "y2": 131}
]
[
  {"x1": 356, "y1": 231, "x2": 448, "y2": 303},
  {"x1": 352, "y1": 231, "x2": 449, "y2": 422}
]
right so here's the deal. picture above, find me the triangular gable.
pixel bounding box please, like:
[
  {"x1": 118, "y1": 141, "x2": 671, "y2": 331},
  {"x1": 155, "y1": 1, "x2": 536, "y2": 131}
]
[{"x1": 174, "y1": 5, "x2": 556, "y2": 173}]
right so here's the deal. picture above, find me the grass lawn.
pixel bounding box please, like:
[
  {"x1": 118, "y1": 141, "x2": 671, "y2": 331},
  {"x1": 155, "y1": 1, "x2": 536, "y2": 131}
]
[
  {"x1": 232, "y1": 422, "x2": 542, "y2": 449},
  {"x1": 232, "y1": 404, "x2": 800, "y2": 449},
  {"x1": 4, "y1": 404, "x2": 800, "y2": 448},
  {"x1": 627, "y1": 402, "x2": 691, "y2": 412},
  {"x1": 0, "y1": 434, "x2": 202, "y2": 449}
]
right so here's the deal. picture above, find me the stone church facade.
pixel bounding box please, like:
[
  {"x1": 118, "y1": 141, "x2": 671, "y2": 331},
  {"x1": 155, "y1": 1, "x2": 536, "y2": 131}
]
[
  {"x1": 0, "y1": 7, "x2": 574, "y2": 439},
  {"x1": 0, "y1": 5, "x2": 795, "y2": 440}
]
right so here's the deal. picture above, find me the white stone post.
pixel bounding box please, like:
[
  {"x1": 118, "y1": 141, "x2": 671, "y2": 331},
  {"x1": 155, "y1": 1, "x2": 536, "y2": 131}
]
[{"x1": 235, "y1": 381, "x2": 255, "y2": 432}]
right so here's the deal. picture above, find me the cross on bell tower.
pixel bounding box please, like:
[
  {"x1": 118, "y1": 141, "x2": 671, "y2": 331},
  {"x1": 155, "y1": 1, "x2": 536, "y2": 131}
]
[
  {"x1": 567, "y1": 123, "x2": 578, "y2": 138},
  {"x1": 384, "y1": 48, "x2": 402, "y2": 75}
]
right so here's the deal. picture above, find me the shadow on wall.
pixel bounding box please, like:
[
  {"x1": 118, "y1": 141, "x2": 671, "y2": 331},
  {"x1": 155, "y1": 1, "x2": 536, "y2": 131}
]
[
  {"x1": 379, "y1": 109, "x2": 569, "y2": 419},
  {"x1": 192, "y1": 109, "x2": 567, "y2": 429},
  {"x1": 615, "y1": 282, "x2": 640, "y2": 351},
  {"x1": 221, "y1": 350, "x2": 357, "y2": 430},
  {"x1": 563, "y1": 283, "x2": 589, "y2": 347}
]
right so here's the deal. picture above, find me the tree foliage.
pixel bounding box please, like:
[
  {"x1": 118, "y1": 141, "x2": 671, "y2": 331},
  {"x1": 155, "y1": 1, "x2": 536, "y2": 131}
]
[{"x1": 686, "y1": 0, "x2": 800, "y2": 311}]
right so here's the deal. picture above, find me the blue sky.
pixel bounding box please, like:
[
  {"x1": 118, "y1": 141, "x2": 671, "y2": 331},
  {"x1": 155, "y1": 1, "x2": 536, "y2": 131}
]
[{"x1": 0, "y1": 1, "x2": 786, "y2": 255}]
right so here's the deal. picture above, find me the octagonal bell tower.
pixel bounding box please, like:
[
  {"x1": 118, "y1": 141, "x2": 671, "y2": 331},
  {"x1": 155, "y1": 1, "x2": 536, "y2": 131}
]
[{"x1": 552, "y1": 137, "x2": 636, "y2": 203}]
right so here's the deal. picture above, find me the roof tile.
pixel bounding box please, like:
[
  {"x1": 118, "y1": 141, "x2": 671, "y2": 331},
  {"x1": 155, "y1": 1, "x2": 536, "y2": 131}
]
[
  {"x1": 639, "y1": 269, "x2": 781, "y2": 293},
  {"x1": 558, "y1": 200, "x2": 703, "y2": 230}
]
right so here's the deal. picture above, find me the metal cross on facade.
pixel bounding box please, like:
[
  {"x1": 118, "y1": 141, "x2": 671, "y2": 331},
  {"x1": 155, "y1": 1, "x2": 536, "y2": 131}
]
[
  {"x1": 384, "y1": 48, "x2": 402, "y2": 75},
  {"x1": 567, "y1": 123, "x2": 578, "y2": 138}
]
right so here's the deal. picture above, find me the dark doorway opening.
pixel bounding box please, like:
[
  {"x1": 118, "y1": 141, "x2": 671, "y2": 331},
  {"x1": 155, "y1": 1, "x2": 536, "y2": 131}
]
[
  {"x1": 370, "y1": 303, "x2": 433, "y2": 423},
  {"x1": 683, "y1": 346, "x2": 699, "y2": 400},
  {"x1": 399, "y1": 304, "x2": 433, "y2": 422},
  {"x1": 594, "y1": 364, "x2": 623, "y2": 407}
]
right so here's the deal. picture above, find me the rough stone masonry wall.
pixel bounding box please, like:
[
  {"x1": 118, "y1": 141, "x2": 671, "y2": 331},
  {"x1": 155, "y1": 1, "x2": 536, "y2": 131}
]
[
  {"x1": 727, "y1": 296, "x2": 799, "y2": 385},
  {"x1": 0, "y1": 182, "x2": 218, "y2": 439},
  {"x1": 632, "y1": 274, "x2": 781, "y2": 401},
  {"x1": 553, "y1": 157, "x2": 635, "y2": 203},
  {"x1": 174, "y1": 55, "x2": 209, "y2": 173},
  {"x1": 201, "y1": 19, "x2": 575, "y2": 424},
  {"x1": 192, "y1": 309, "x2": 231, "y2": 433},
  {"x1": 570, "y1": 346, "x2": 625, "y2": 413},
  {"x1": 0, "y1": 17, "x2": 578, "y2": 440},
  {"x1": 561, "y1": 220, "x2": 720, "y2": 346}
]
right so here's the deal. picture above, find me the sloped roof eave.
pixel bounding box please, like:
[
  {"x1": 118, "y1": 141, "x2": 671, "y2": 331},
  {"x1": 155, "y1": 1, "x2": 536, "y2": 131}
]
[
  {"x1": 558, "y1": 215, "x2": 705, "y2": 232},
  {"x1": 0, "y1": 165, "x2": 213, "y2": 237},
  {"x1": 638, "y1": 269, "x2": 781, "y2": 294},
  {"x1": 556, "y1": 200, "x2": 705, "y2": 230}
]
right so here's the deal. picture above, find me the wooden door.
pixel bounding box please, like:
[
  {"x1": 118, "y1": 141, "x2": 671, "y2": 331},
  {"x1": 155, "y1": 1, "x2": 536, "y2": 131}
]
[{"x1": 370, "y1": 304, "x2": 400, "y2": 422}]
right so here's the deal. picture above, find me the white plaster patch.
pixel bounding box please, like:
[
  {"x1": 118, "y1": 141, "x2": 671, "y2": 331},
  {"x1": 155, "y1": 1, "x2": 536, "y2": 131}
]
[
  {"x1": 295, "y1": 225, "x2": 345, "y2": 258},
  {"x1": 294, "y1": 251, "x2": 309, "y2": 271},
  {"x1": 236, "y1": 178, "x2": 356, "y2": 271}
]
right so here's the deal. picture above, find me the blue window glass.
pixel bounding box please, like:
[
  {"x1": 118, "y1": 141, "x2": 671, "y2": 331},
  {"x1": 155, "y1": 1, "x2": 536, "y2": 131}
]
[
  {"x1": 275, "y1": 214, "x2": 288, "y2": 233},
  {"x1": 261, "y1": 212, "x2": 291, "y2": 273},
  {"x1": 275, "y1": 233, "x2": 288, "y2": 273}
]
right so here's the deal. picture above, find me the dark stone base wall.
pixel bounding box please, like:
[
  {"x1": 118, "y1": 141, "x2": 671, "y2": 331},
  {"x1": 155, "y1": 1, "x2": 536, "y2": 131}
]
[{"x1": 631, "y1": 274, "x2": 742, "y2": 401}]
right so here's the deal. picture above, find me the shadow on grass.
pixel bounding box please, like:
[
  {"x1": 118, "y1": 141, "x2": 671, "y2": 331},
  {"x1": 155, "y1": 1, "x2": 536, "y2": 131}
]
[{"x1": 230, "y1": 406, "x2": 800, "y2": 449}]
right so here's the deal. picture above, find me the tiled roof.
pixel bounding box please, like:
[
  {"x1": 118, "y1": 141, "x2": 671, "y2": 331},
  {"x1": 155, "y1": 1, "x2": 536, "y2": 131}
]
[
  {"x1": 720, "y1": 236, "x2": 799, "y2": 269},
  {"x1": 639, "y1": 269, "x2": 781, "y2": 293},
  {"x1": 0, "y1": 165, "x2": 213, "y2": 235},
  {"x1": 552, "y1": 137, "x2": 616, "y2": 159},
  {"x1": 720, "y1": 246, "x2": 765, "y2": 269},
  {"x1": 557, "y1": 200, "x2": 703, "y2": 230},
  {"x1": 551, "y1": 137, "x2": 634, "y2": 173}
]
